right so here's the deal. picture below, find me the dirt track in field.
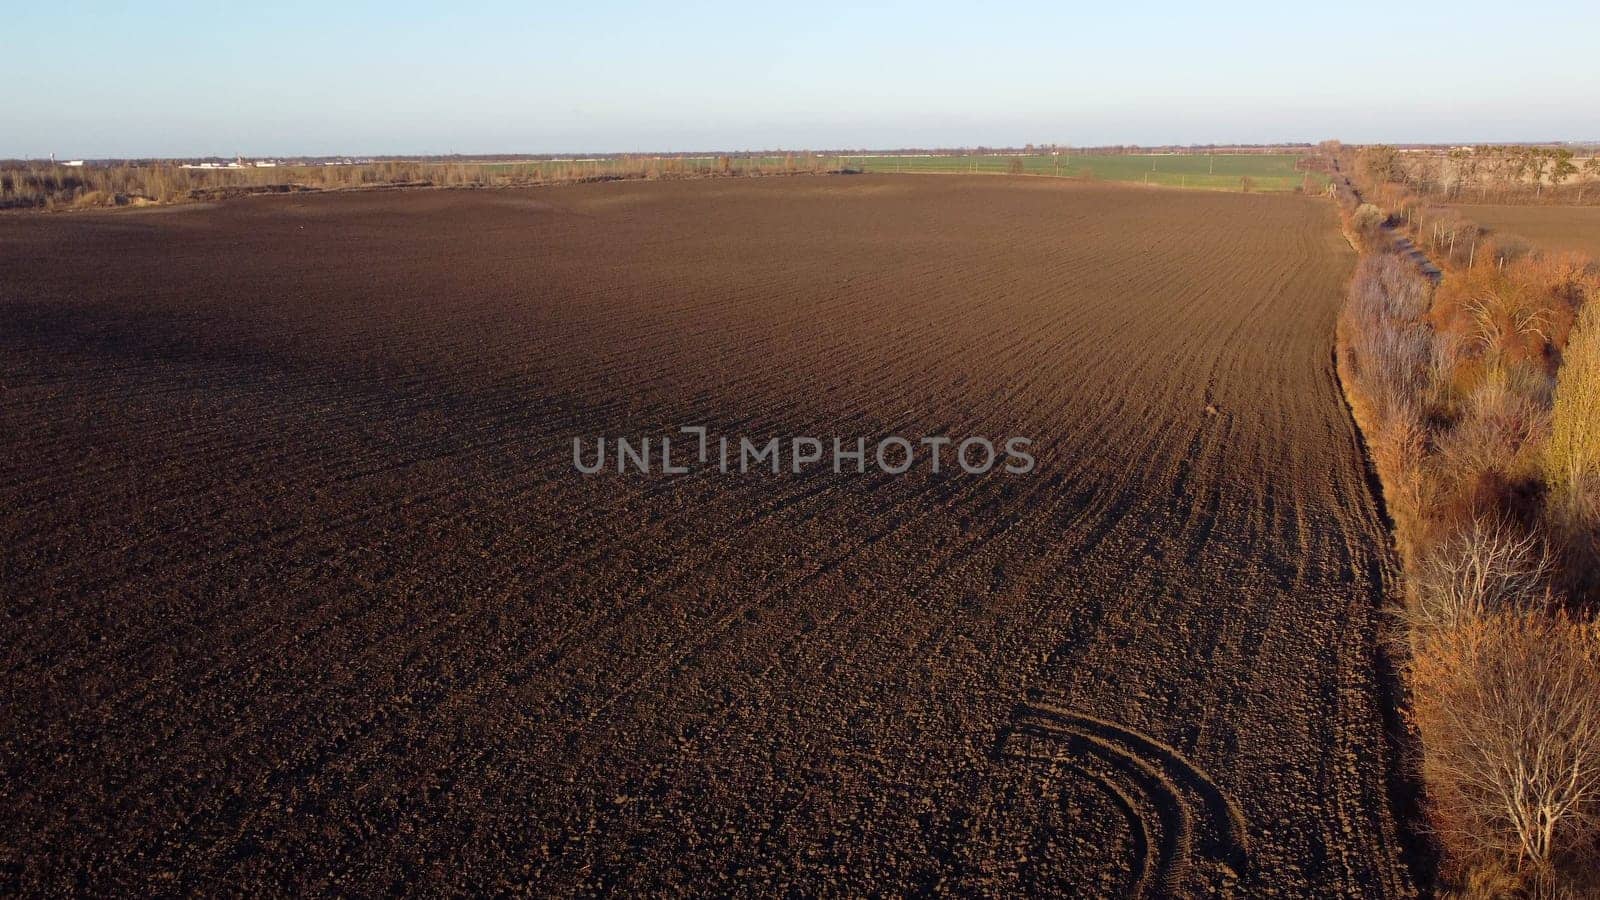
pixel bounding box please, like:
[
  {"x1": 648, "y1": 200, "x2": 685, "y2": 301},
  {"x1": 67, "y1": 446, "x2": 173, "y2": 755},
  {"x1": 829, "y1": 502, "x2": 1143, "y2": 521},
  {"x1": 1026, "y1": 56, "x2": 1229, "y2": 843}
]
[
  {"x1": 1440, "y1": 202, "x2": 1600, "y2": 258},
  {"x1": 0, "y1": 176, "x2": 1416, "y2": 895}
]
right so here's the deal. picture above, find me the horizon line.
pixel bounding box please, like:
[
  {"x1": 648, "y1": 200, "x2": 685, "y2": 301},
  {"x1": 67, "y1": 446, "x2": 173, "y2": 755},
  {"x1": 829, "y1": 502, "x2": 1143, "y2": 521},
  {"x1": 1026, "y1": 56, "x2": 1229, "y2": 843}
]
[{"x1": 12, "y1": 138, "x2": 1600, "y2": 164}]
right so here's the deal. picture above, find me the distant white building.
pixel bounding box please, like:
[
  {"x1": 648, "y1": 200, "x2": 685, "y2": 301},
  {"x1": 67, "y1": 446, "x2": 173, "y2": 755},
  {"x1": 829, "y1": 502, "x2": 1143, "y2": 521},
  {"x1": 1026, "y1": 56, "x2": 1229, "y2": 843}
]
[
  {"x1": 180, "y1": 159, "x2": 256, "y2": 170},
  {"x1": 62, "y1": 160, "x2": 85, "y2": 167}
]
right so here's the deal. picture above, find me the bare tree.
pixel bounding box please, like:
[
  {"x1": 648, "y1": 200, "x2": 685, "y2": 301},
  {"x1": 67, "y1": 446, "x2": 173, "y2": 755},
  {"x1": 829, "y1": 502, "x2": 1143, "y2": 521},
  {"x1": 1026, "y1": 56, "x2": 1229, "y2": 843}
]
[{"x1": 1414, "y1": 612, "x2": 1600, "y2": 887}]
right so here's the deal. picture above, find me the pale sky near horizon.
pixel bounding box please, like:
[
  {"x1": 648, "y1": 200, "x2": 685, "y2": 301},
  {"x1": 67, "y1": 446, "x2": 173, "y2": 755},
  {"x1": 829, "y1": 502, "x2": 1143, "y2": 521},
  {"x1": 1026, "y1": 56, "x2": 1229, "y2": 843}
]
[{"x1": 7, "y1": 0, "x2": 1598, "y2": 159}]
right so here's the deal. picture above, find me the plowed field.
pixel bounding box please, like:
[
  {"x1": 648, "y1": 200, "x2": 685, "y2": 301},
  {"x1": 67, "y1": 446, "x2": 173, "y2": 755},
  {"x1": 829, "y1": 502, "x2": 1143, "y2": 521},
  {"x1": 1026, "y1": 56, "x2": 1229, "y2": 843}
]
[
  {"x1": 0, "y1": 177, "x2": 1415, "y2": 894},
  {"x1": 1440, "y1": 202, "x2": 1600, "y2": 258}
]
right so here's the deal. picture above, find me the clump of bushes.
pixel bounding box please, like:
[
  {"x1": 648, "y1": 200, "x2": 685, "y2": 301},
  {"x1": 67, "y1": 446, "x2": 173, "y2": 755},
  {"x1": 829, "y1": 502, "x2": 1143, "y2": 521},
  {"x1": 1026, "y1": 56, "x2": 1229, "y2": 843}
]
[
  {"x1": 1340, "y1": 254, "x2": 1432, "y2": 416},
  {"x1": 1333, "y1": 147, "x2": 1600, "y2": 894},
  {"x1": 1337, "y1": 253, "x2": 1436, "y2": 554},
  {"x1": 1345, "y1": 202, "x2": 1389, "y2": 249}
]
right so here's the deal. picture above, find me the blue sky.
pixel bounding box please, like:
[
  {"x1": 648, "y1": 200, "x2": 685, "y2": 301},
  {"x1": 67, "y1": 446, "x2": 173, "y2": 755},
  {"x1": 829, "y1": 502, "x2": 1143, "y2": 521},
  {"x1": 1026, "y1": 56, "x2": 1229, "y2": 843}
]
[{"x1": 7, "y1": 0, "x2": 1597, "y2": 158}]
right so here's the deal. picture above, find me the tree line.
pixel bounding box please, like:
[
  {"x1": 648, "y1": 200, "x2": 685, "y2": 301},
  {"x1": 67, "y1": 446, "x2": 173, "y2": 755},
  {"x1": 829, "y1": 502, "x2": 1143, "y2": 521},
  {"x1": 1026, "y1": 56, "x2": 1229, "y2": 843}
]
[{"x1": 1358, "y1": 144, "x2": 1600, "y2": 203}]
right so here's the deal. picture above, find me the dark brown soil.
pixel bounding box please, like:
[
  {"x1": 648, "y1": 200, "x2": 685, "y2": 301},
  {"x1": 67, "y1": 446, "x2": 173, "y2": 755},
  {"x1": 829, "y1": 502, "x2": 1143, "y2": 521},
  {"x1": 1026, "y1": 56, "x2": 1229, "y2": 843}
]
[{"x1": 0, "y1": 176, "x2": 1414, "y2": 895}]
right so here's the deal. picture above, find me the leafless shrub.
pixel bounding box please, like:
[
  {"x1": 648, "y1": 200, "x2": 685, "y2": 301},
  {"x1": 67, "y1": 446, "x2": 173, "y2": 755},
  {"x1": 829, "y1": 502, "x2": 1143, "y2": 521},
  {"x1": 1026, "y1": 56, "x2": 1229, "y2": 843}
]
[
  {"x1": 1342, "y1": 255, "x2": 1435, "y2": 428},
  {"x1": 1414, "y1": 612, "x2": 1600, "y2": 892},
  {"x1": 1350, "y1": 202, "x2": 1387, "y2": 240},
  {"x1": 1498, "y1": 360, "x2": 1558, "y2": 412},
  {"x1": 1339, "y1": 252, "x2": 1445, "y2": 549},
  {"x1": 1433, "y1": 427, "x2": 1516, "y2": 509},
  {"x1": 1346, "y1": 319, "x2": 1434, "y2": 427},
  {"x1": 1464, "y1": 292, "x2": 1553, "y2": 356},
  {"x1": 1349, "y1": 252, "x2": 1432, "y2": 322},
  {"x1": 1426, "y1": 331, "x2": 1473, "y2": 421},
  {"x1": 1370, "y1": 403, "x2": 1436, "y2": 556},
  {"x1": 1406, "y1": 518, "x2": 1549, "y2": 640},
  {"x1": 1350, "y1": 201, "x2": 1388, "y2": 246},
  {"x1": 1435, "y1": 368, "x2": 1553, "y2": 480}
]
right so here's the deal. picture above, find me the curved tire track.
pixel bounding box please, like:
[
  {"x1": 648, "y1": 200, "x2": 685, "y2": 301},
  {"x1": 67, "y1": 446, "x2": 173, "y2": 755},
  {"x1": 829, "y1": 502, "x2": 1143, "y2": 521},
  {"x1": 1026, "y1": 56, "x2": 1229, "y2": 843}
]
[{"x1": 999, "y1": 701, "x2": 1248, "y2": 896}]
